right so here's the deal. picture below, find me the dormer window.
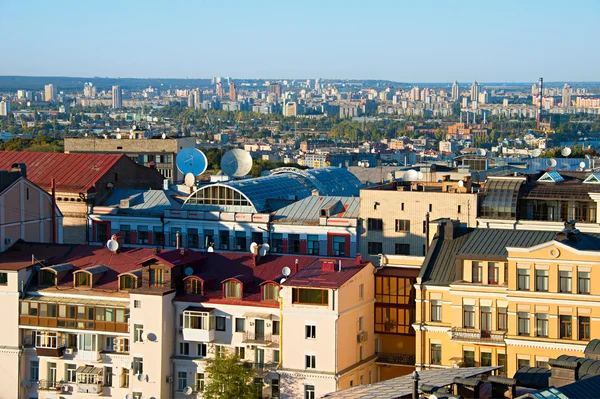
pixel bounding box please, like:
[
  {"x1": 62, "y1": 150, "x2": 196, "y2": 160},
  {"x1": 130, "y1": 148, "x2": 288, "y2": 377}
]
[
  {"x1": 119, "y1": 275, "x2": 136, "y2": 290},
  {"x1": 39, "y1": 270, "x2": 56, "y2": 286},
  {"x1": 224, "y1": 280, "x2": 241, "y2": 299},
  {"x1": 185, "y1": 278, "x2": 203, "y2": 295},
  {"x1": 74, "y1": 271, "x2": 91, "y2": 287},
  {"x1": 149, "y1": 267, "x2": 165, "y2": 288},
  {"x1": 262, "y1": 283, "x2": 280, "y2": 301}
]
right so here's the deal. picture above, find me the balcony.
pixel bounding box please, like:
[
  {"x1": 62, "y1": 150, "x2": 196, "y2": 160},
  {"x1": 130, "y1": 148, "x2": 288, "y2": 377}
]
[
  {"x1": 242, "y1": 332, "x2": 279, "y2": 346},
  {"x1": 38, "y1": 380, "x2": 65, "y2": 392},
  {"x1": 76, "y1": 365, "x2": 103, "y2": 395},
  {"x1": 35, "y1": 331, "x2": 66, "y2": 357},
  {"x1": 450, "y1": 327, "x2": 506, "y2": 344},
  {"x1": 242, "y1": 362, "x2": 275, "y2": 373},
  {"x1": 182, "y1": 308, "x2": 215, "y2": 342},
  {"x1": 376, "y1": 352, "x2": 416, "y2": 366}
]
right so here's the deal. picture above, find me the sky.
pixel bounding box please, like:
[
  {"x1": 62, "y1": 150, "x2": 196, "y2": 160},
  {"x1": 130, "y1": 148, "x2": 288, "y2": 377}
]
[{"x1": 0, "y1": 0, "x2": 598, "y2": 82}]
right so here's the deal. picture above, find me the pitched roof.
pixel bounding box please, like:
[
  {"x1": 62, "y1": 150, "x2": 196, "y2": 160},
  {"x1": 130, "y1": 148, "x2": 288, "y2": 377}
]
[
  {"x1": 281, "y1": 258, "x2": 370, "y2": 289},
  {"x1": 457, "y1": 229, "x2": 557, "y2": 259},
  {"x1": 272, "y1": 196, "x2": 359, "y2": 225},
  {"x1": 419, "y1": 226, "x2": 473, "y2": 286},
  {"x1": 0, "y1": 241, "x2": 76, "y2": 271},
  {"x1": 0, "y1": 151, "x2": 123, "y2": 193},
  {"x1": 98, "y1": 188, "x2": 181, "y2": 216},
  {"x1": 0, "y1": 170, "x2": 21, "y2": 194}
]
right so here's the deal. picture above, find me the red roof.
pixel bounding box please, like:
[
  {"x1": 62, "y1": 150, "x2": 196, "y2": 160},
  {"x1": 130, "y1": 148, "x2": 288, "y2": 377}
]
[
  {"x1": 0, "y1": 151, "x2": 124, "y2": 193},
  {"x1": 282, "y1": 258, "x2": 370, "y2": 288},
  {"x1": 0, "y1": 241, "x2": 75, "y2": 271}
]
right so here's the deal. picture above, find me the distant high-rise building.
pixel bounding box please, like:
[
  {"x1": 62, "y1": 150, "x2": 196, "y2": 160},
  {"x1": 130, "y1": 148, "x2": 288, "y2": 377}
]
[
  {"x1": 268, "y1": 83, "x2": 282, "y2": 97},
  {"x1": 452, "y1": 81, "x2": 459, "y2": 100},
  {"x1": 562, "y1": 83, "x2": 572, "y2": 108},
  {"x1": 478, "y1": 91, "x2": 489, "y2": 104},
  {"x1": 111, "y1": 85, "x2": 122, "y2": 109},
  {"x1": 531, "y1": 83, "x2": 538, "y2": 96},
  {"x1": 44, "y1": 84, "x2": 56, "y2": 102},
  {"x1": 0, "y1": 100, "x2": 10, "y2": 116},
  {"x1": 315, "y1": 78, "x2": 321, "y2": 92},
  {"x1": 410, "y1": 86, "x2": 420, "y2": 101},
  {"x1": 229, "y1": 81, "x2": 237, "y2": 101},
  {"x1": 216, "y1": 82, "x2": 225, "y2": 97},
  {"x1": 283, "y1": 101, "x2": 297, "y2": 117},
  {"x1": 470, "y1": 81, "x2": 480, "y2": 102},
  {"x1": 83, "y1": 82, "x2": 96, "y2": 98}
]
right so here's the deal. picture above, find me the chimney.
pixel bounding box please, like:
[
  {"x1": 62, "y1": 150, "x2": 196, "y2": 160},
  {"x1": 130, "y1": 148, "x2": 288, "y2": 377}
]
[
  {"x1": 356, "y1": 253, "x2": 362, "y2": 264},
  {"x1": 338, "y1": 259, "x2": 342, "y2": 272},
  {"x1": 176, "y1": 231, "x2": 181, "y2": 249},
  {"x1": 411, "y1": 371, "x2": 420, "y2": 399},
  {"x1": 180, "y1": 247, "x2": 186, "y2": 257},
  {"x1": 163, "y1": 179, "x2": 169, "y2": 190},
  {"x1": 294, "y1": 258, "x2": 299, "y2": 274},
  {"x1": 321, "y1": 260, "x2": 335, "y2": 272},
  {"x1": 10, "y1": 163, "x2": 26, "y2": 178}
]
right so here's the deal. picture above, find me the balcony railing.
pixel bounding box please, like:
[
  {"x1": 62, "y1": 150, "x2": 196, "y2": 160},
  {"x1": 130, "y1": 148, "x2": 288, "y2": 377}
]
[
  {"x1": 38, "y1": 380, "x2": 65, "y2": 391},
  {"x1": 242, "y1": 362, "x2": 275, "y2": 371},
  {"x1": 242, "y1": 332, "x2": 279, "y2": 345},
  {"x1": 376, "y1": 352, "x2": 416, "y2": 366},
  {"x1": 450, "y1": 327, "x2": 506, "y2": 343}
]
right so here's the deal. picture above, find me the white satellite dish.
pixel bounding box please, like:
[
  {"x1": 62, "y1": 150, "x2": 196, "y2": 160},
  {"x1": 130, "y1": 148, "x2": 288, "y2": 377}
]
[
  {"x1": 126, "y1": 394, "x2": 132, "y2": 399},
  {"x1": 183, "y1": 386, "x2": 193, "y2": 396},
  {"x1": 220, "y1": 149, "x2": 253, "y2": 178},
  {"x1": 548, "y1": 158, "x2": 557, "y2": 168},
  {"x1": 207, "y1": 246, "x2": 214, "y2": 253},
  {"x1": 417, "y1": 172, "x2": 424, "y2": 180},
  {"x1": 103, "y1": 134, "x2": 107, "y2": 139},
  {"x1": 403, "y1": 169, "x2": 419, "y2": 182},
  {"x1": 132, "y1": 125, "x2": 137, "y2": 131},
  {"x1": 262, "y1": 243, "x2": 270, "y2": 252},
  {"x1": 476, "y1": 148, "x2": 486, "y2": 156},
  {"x1": 250, "y1": 242, "x2": 259, "y2": 254},
  {"x1": 137, "y1": 374, "x2": 144, "y2": 381},
  {"x1": 146, "y1": 332, "x2": 157, "y2": 342},
  {"x1": 184, "y1": 173, "x2": 195, "y2": 187},
  {"x1": 532, "y1": 149, "x2": 542, "y2": 158},
  {"x1": 358, "y1": 161, "x2": 363, "y2": 167},
  {"x1": 282, "y1": 266, "x2": 291, "y2": 277},
  {"x1": 364, "y1": 161, "x2": 370, "y2": 168},
  {"x1": 107, "y1": 239, "x2": 119, "y2": 252},
  {"x1": 458, "y1": 180, "x2": 464, "y2": 188},
  {"x1": 580, "y1": 161, "x2": 586, "y2": 169},
  {"x1": 259, "y1": 247, "x2": 267, "y2": 257},
  {"x1": 116, "y1": 128, "x2": 120, "y2": 133},
  {"x1": 116, "y1": 133, "x2": 122, "y2": 139},
  {"x1": 280, "y1": 278, "x2": 286, "y2": 284},
  {"x1": 161, "y1": 133, "x2": 167, "y2": 140},
  {"x1": 184, "y1": 267, "x2": 194, "y2": 276},
  {"x1": 562, "y1": 147, "x2": 572, "y2": 157},
  {"x1": 84, "y1": 132, "x2": 88, "y2": 137},
  {"x1": 140, "y1": 332, "x2": 147, "y2": 342}
]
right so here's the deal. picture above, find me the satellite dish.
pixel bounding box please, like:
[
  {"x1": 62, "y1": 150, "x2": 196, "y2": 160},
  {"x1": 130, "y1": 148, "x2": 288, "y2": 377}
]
[
  {"x1": 280, "y1": 278, "x2": 286, "y2": 284},
  {"x1": 262, "y1": 243, "x2": 270, "y2": 253},
  {"x1": 476, "y1": 148, "x2": 486, "y2": 156},
  {"x1": 184, "y1": 173, "x2": 195, "y2": 187},
  {"x1": 358, "y1": 161, "x2": 362, "y2": 167},
  {"x1": 126, "y1": 394, "x2": 132, "y2": 399},
  {"x1": 137, "y1": 374, "x2": 144, "y2": 381},
  {"x1": 184, "y1": 267, "x2": 194, "y2": 276},
  {"x1": 207, "y1": 246, "x2": 214, "y2": 253},
  {"x1": 250, "y1": 242, "x2": 259, "y2": 254},
  {"x1": 403, "y1": 170, "x2": 419, "y2": 181},
  {"x1": 282, "y1": 266, "x2": 291, "y2": 277},
  {"x1": 417, "y1": 172, "x2": 424, "y2": 180},
  {"x1": 140, "y1": 332, "x2": 147, "y2": 341},
  {"x1": 580, "y1": 161, "x2": 586, "y2": 169},
  {"x1": 84, "y1": 132, "x2": 88, "y2": 137},
  {"x1": 183, "y1": 386, "x2": 193, "y2": 396},
  {"x1": 364, "y1": 162, "x2": 370, "y2": 168},
  {"x1": 161, "y1": 133, "x2": 166, "y2": 140},
  {"x1": 132, "y1": 125, "x2": 137, "y2": 131},
  {"x1": 548, "y1": 158, "x2": 557, "y2": 167},
  {"x1": 107, "y1": 239, "x2": 119, "y2": 252},
  {"x1": 116, "y1": 133, "x2": 122, "y2": 139},
  {"x1": 532, "y1": 149, "x2": 542, "y2": 157},
  {"x1": 220, "y1": 149, "x2": 253, "y2": 178},
  {"x1": 458, "y1": 180, "x2": 464, "y2": 188},
  {"x1": 259, "y1": 247, "x2": 267, "y2": 257},
  {"x1": 176, "y1": 148, "x2": 208, "y2": 177},
  {"x1": 562, "y1": 147, "x2": 572, "y2": 157},
  {"x1": 103, "y1": 134, "x2": 107, "y2": 139},
  {"x1": 146, "y1": 332, "x2": 157, "y2": 342}
]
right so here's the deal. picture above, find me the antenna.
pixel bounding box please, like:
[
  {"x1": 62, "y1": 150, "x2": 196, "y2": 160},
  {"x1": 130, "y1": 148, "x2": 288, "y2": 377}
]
[
  {"x1": 220, "y1": 148, "x2": 253, "y2": 178},
  {"x1": 176, "y1": 148, "x2": 208, "y2": 177},
  {"x1": 183, "y1": 386, "x2": 193, "y2": 396},
  {"x1": 282, "y1": 266, "x2": 291, "y2": 277}
]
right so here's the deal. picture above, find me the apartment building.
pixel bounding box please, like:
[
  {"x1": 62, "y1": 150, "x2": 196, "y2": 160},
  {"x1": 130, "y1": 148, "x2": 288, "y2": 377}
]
[
  {"x1": 359, "y1": 177, "x2": 480, "y2": 262},
  {"x1": 0, "y1": 240, "x2": 374, "y2": 399},
  {"x1": 414, "y1": 220, "x2": 599, "y2": 378}
]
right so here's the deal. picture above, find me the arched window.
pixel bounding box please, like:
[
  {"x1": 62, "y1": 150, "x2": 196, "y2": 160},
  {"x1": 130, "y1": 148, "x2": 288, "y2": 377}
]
[
  {"x1": 74, "y1": 271, "x2": 91, "y2": 287},
  {"x1": 185, "y1": 278, "x2": 202, "y2": 295},
  {"x1": 39, "y1": 270, "x2": 56, "y2": 286},
  {"x1": 224, "y1": 281, "x2": 242, "y2": 299},
  {"x1": 119, "y1": 275, "x2": 137, "y2": 290},
  {"x1": 262, "y1": 283, "x2": 280, "y2": 301}
]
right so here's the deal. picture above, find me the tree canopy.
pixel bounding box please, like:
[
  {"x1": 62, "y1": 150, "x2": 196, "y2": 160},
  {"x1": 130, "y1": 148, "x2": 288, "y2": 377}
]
[{"x1": 203, "y1": 354, "x2": 258, "y2": 399}]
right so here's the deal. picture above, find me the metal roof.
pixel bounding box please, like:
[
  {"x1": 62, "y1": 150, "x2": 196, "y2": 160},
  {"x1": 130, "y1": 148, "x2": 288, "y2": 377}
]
[
  {"x1": 322, "y1": 367, "x2": 499, "y2": 399},
  {"x1": 457, "y1": 229, "x2": 557, "y2": 258},
  {"x1": 100, "y1": 188, "x2": 181, "y2": 216},
  {"x1": 272, "y1": 196, "x2": 359, "y2": 225},
  {"x1": 0, "y1": 151, "x2": 123, "y2": 193},
  {"x1": 419, "y1": 227, "x2": 473, "y2": 286}
]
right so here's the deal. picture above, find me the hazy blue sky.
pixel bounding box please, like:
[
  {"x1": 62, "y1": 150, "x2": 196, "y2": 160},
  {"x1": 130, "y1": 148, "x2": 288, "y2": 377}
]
[{"x1": 0, "y1": 0, "x2": 598, "y2": 82}]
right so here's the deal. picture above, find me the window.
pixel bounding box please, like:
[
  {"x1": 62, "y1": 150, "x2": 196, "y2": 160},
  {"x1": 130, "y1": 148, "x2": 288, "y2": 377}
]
[
  {"x1": 518, "y1": 313, "x2": 530, "y2": 336},
  {"x1": 153, "y1": 226, "x2": 165, "y2": 246},
  {"x1": 481, "y1": 306, "x2": 492, "y2": 333},
  {"x1": 429, "y1": 204, "x2": 433, "y2": 212},
  {"x1": 497, "y1": 353, "x2": 506, "y2": 376},
  {"x1": 195, "y1": 373, "x2": 205, "y2": 393},
  {"x1": 488, "y1": 262, "x2": 499, "y2": 284},
  {"x1": 535, "y1": 270, "x2": 548, "y2": 292},
  {"x1": 305, "y1": 385, "x2": 316, "y2": 399},
  {"x1": 578, "y1": 272, "x2": 590, "y2": 294},
  {"x1": 332, "y1": 236, "x2": 346, "y2": 256},
  {"x1": 368, "y1": 241, "x2": 383, "y2": 255},
  {"x1": 64, "y1": 364, "x2": 76, "y2": 382},
  {"x1": 271, "y1": 378, "x2": 280, "y2": 398},
  {"x1": 134, "y1": 300, "x2": 141, "y2": 309},
  {"x1": 138, "y1": 226, "x2": 149, "y2": 244},
  {"x1": 560, "y1": 315, "x2": 572, "y2": 339},
  {"x1": 401, "y1": 203, "x2": 405, "y2": 211},
  {"x1": 359, "y1": 283, "x2": 364, "y2": 300},
  {"x1": 305, "y1": 354, "x2": 316, "y2": 369},
  {"x1": 121, "y1": 225, "x2": 131, "y2": 244},
  {"x1": 395, "y1": 243, "x2": 410, "y2": 255},
  {"x1": 251, "y1": 232, "x2": 264, "y2": 245},
  {"x1": 235, "y1": 231, "x2": 247, "y2": 251},
  {"x1": 133, "y1": 357, "x2": 143, "y2": 375},
  {"x1": 307, "y1": 235, "x2": 319, "y2": 255},
  {"x1": 235, "y1": 318, "x2": 245, "y2": 332},
  {"x1": 272, "y1": 233, "x2": 283, "y2": 252},
  {"x1": 472, "y1": 262, "x2": 483, "y2": 283},
  {"x1": 185, "y1": 279, "x2": 202, "y2": 295},
  {"x1": 179, "y1": 342, "x2": 189, "y2": 356},
  {"x1": 273, "y1": 349, "x2": 280, "y2": 363},
  {"x1": 458, "y1": 205, "x2": 461, "y2": 214},
  {"x1": 177, "y1": 371, "x2": 187, "y2": 392},
  {"x1": 560, "y1": 271, "x2": 572, "y2": 293},
  {"x1": 579, "y1": 316, "x2": 591, "y2": 341},
  {"x1": 204, "y1": 229, "x2": 214, "y2": 248},
  {"x1": 271, "y1": 320, "x2": 280, "y2": 336},
  {"x1": 517, "y1": 358, "x2": 530, "y2": 369},
  {"x1": 121, "y1": 369, "x2": 130, "y2": 388},
  {"x1": 0, "y1": 272, "x2": 7, "y2": 285},
  {"x1": 219, "y1": 230, "x2": 230, "y2": 250},
  {"x1": 518, "y1": 268, "x2": 530, "y2": 290},
  {"x1": 376, "y1": 276, "x2": 415, "y2": 305},
  {"x1": 262, "y1": 283, "x2": 279, "y2": 301},
  {"x1": 395, "y1": 219, "x2": 410, "y2": 232},
  {"x1": 215, "y1": 345, "x2": 225, "y2": 359},
  {"x1": 119, "y1": 275, "x2": 136, "y2": 290},
  {"x1": 75, "y1": 272, "x2": 91, "y2": 287},
  {"x1": 463, "y1": 350, "x2": 475, "y2": 367},
  {"x1": 288, "y1": 234, "x2": 300, "y2": 254},
  {"x1": 431, "y1": 300, "x2": 442, "y2": 322},
  {"x1": 30, "y1": 360, "x2": 39, "y2": 382},
  {"x1": 216, "y1": 316, "x2": 226, "y2": 331},
  {"x1": 368, "y1": 218, "x2": 383, "y2": 231},
  {"x1": 134, "y1": 324, "x2": 144, "y2": 343},
  {"x1": 463, "y1": 305, "x2": 475, "y2": 328},
  {"x1": 224, "y1": 281, "x2": 242, "y2": 298},
  {"x1": 305, "y1": 325, "x2": 316, "y2": 339},
  {"x1": 105, "y1": 366, "x2": 113, "y2": 387},
  {"x1": 188, "y1": 228, "x2": 199, "y2": 248},
  {"x1": 197, "y1": 343, "x2": 207, "y2": 357},
  {"x1": 235, "y1": 346, "x2": 245, "y2": 359},
  {"x1": 149, "y1": 267, "x2": 164, "y2": 287},
  {"x1": 78, "y1": 333, "x2": 97, "y2": 351},
  {"x1": 430, "y1": 344, "x2": 441, "y2": 365},
  {"x1": 536, "y1": 314, "x2": 549, "y2": 337},
  {"x1": 536, "y1": 360, "x2": 549, "y2": 369},
  {"x1": 498, "y1": 307, "x2": 508, "y2": 331},
  {"x1": 39, "y1": 270, "x2": 55, "y2": 286},
  {"x1": 292, "y1": 288, "x2": 329, "y2": 305},
  {"x1": 481, "y1": 352, "x2": 492, "y2": 367}
]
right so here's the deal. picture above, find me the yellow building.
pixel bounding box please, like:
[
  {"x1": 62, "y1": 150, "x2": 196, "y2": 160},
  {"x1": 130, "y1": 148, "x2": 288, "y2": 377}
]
[{"x1": 415, "y1": 220, "x2": 597, "y2": 378}]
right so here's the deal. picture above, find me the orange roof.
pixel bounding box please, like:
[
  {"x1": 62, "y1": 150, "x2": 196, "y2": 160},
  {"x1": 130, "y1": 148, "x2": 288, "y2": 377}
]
[{"x1": 0, "y1": 151, "x2": 123, "y2": 193}]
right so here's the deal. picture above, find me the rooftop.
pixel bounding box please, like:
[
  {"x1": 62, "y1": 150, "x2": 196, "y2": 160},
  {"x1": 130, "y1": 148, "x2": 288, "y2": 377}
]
[
  {"x1": 97, "y1": 188, "x2": 181, "y2": 216},
  {"x1": 272, "y1": 195, "x2": 359, "y2": 225},
  {"x1": 281, "y1": 258, "x2": 370, "y2": 289}
]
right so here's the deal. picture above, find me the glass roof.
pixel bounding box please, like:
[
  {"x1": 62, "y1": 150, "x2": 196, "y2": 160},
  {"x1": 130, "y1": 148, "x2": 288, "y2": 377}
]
[
  {"x1": 22, "y1": 295, "x2": 129, "y2": 308},
  {"x1": 183, "y1": 167, "x2": 362, "y2": 213},
  {"x1": 481, "y1": 178, "x2": 524, "y2": 220}
]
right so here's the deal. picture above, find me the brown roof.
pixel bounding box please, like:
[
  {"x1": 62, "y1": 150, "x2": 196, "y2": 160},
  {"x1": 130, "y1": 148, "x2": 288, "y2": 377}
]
[
  {"x1": 282, "y1": 258, "x2": 371, "y2": 288},
  {"x1": 0, "y1": 241, "x2": 76, "y2": 271}
]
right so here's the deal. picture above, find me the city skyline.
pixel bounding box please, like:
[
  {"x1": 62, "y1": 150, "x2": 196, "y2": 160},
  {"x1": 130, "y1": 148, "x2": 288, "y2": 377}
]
[{"x1": 0, "y1": 0, "x2": 598, "y2": 82}]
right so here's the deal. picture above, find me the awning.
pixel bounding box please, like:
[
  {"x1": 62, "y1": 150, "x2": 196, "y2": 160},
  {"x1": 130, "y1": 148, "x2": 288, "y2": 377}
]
[
  {"x1": 76, "y1": 366, "x2": 103, "y2": 375},
  {"x1": 243, "y1": 312, "x2": 273, "y2": 320},
  {"x1": 376, "y1": 267, "x2": 421, "y2": 278},
  {"x1": 22, "y1": 295, "x2": 129, "y2": 308},
  {"x1": 183, "y1": 306, "x2": 215, "y2": 313}
]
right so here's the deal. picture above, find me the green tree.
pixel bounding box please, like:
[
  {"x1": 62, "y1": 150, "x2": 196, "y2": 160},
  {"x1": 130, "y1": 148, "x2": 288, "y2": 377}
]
[{"x1": 204, "y1": 354, "x2": 257, "y2": 399}]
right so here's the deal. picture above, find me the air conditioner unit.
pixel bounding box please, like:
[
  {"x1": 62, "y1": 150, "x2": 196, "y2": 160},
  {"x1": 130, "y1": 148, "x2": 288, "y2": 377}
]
[
  {"x1": 166, "y1": 376, "x2": 173, "y2": 383},
  {"x1": 4, "y1": 238, "x2": 12, "y2": 245},
  {"x1": 357, "y1": 331, "x2": 368, "y2": 343},
  {"x1": 62, "y1": 385, "x2": 71, "y2": 393},
  {"x1": 65, "y1": 348, "x2": 74, "y2": 355}
]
